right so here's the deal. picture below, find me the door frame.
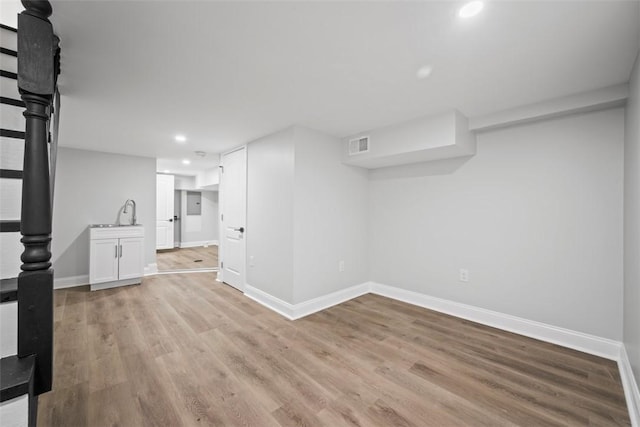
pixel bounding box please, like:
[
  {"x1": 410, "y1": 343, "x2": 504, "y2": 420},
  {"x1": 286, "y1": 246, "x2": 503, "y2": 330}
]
[{"x1": 217, "y1": 145, "x2": 247, "y2": 288}]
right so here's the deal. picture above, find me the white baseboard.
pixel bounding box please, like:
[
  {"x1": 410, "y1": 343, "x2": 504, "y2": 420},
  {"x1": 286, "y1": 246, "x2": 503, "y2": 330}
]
[
  {"x1": 54, "y1": 263, "x2": 157, "y2": 287},
  {"x1": 292, "y1": 283, "x2": 370, "y2": 319},
  {"x1": 245, "y1": 282, "x2": 370, "y2": 320},
  {"x1": 369, "y1": 282, "x2": 622, "y2": 361},
  {"x1": 90, "y1": 277, "x2": 140, "y2": 292},
  {"x1": 620, "y1": 345, "x2": 640, "y2": 426},
  {"x1": 245, "y1": 285, "x2": 296, "y2": 319},
  {"x1": 153, "y1": 268, "x2": 218, "y2": 275},
  {"x1": 54, "y1": 274, "x2": 89, "y2": 289},
  {"x1": 144, "y1": 263, "x2": 158, "y2": 276},
  {"x1": 179, "y1": 240, "x2": 219, "y2": 248}
]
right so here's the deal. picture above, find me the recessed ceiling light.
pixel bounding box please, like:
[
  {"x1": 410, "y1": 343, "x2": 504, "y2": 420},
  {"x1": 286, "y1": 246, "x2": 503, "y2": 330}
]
[
  {"x1": 416, "y1": 65, "x2": 433, "y2": 79},
  {"x1": 459, "y1": 1, "x2": 484, "y2": 18},
  {"x1": 175, "y1": 135, "x2": 187, "y2": 143},
  {"x1": 182, "y1": 159, "x2": 191, "y2": 165}
]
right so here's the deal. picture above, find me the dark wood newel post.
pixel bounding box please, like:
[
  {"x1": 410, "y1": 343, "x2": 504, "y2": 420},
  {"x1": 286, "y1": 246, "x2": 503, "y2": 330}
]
[
  {"x1": 18, "y1": 91, "x2": 53, "y2": 395},
  {"x1": 17, "y1": 0, "x2": 57, "y2": 396},
  {"x1": 20, "y1": 92, "x2": 52, "y2": 273}
]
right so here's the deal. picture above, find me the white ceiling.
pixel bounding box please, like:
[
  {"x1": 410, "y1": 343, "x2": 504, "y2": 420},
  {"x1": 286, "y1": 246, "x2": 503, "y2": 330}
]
[{"x1": 41, "y1": 1, "x2": 640, "y2": 174}]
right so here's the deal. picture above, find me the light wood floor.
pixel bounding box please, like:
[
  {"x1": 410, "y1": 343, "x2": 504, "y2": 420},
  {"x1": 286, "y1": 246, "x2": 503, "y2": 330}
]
[
  {"x1": 38, "y1": 273, "x2": 630, "y2": 426},
  {"x1": 156, "y1": 246, "x2": 218, "y2": 271}
]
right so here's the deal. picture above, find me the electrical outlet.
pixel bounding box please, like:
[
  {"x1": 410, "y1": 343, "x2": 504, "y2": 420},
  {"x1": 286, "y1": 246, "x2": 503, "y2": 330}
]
[
  {"x1": 459, "y1": 268, "x2": 469, "y2": 282},
  {"x1": 339, "y1": 260, "x2": 345, "y2": 272}
]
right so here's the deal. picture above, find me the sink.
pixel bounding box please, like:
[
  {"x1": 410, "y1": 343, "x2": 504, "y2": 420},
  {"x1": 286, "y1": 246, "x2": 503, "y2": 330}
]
[{"x1": 90, "y1": 224, "x2": 142, "y2": 228}]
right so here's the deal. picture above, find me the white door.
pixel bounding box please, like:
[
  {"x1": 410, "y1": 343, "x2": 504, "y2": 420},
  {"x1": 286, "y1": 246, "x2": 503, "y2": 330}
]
[
  {"x1": 89, "y1": 238, "x2": 119, "y2": 284},
  {"x1": 156, "y1": 174, "x2": 175, "y2": 250},
  {"x1": 219, "y1": 147, "x2": 246, "y2": 291},
  {"x1": 118, "y1": 237, "x2": 144, "y2": 280}
]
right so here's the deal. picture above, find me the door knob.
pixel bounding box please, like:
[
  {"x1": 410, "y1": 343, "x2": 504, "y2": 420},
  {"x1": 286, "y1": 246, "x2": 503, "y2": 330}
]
[
  {"x1": 234, "y1": 227, "x2": 245, "y2": 233},
  {"x1": 168, "y1": 218, "x2": 173, "y2": 222}
]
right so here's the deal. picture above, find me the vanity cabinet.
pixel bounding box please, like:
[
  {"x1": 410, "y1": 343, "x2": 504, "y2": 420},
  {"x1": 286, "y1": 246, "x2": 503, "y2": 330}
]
[{"x1": 89, "y1": 226, "x2": 144, "y2": 291}]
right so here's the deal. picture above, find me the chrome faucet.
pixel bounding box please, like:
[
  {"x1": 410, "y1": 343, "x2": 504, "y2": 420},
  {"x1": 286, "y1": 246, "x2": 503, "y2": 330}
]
[{"x1": 123, "y1": 199, "x2": 137, "y2": 225}]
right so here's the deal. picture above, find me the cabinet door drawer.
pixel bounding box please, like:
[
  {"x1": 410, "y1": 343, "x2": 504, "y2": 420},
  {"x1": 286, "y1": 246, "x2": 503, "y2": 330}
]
[
  {"x1": 118, "y1": 237, "x2": 144, "y2": 280},
  {"x1": 90, "y1": 238, "x2": 119, "y2": 284}
]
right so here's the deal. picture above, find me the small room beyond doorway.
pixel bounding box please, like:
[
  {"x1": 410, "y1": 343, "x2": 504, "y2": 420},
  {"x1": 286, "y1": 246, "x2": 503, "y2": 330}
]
[{"x1": 156, "y1": 173, "x2": 220, "y2": 272}]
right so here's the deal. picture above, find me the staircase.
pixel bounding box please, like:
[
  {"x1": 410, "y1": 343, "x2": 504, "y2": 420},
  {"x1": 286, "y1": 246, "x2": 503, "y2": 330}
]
[
  {"x1": 0, "y1": 2, "x2": 59, "y2": 425},
  {"x1": 0, "y1": 22, "x2": 34, "y2": 427}
]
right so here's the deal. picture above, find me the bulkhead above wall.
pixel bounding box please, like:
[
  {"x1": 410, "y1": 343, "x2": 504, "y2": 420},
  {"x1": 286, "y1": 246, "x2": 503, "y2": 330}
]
[{"x1": 342, "y1": 110, "x2": 476, "y2": 169}]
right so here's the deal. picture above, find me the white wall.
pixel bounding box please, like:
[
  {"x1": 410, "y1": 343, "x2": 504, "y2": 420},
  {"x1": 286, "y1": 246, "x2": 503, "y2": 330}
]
[
  {"x1": 624, "y1": 52, "x2": 640, "y2": 388},
  {"x1": 180, "y1": 190, "x2": 219, "y2": 245},
  {"x1": 174, "y1": 174, "x2": 196, "y2": 191},
  {"x1": 0, "y1": 395, "x2": 28, "y2": 427},
  {"x1": 369, "y1": 109, "x2": 624, "y2": 340},
  {"x1": 195, "y1": 167, "x2": 220, "y2": 190},
  {"x1": 247, "y1": 128, "x2": 295, "y2": 302},
  {"x1": 0, "y1": 0, "x2": 21, "y2": 27},
  {"x1": 293, "y1": 126, "x2": 369, "y2": 303},
  {"x1": 245, "y1": 126, "x2": 370, "y2": 304},
  {"x1": 0, "y1": 301, "x2": 17, "y2": 357},
  {"x1": 52, "y1": 147, "x2": 156, "y2": 282},
  {"x1": 0, "y1": 233, "x2": 21, "y2": 280}
]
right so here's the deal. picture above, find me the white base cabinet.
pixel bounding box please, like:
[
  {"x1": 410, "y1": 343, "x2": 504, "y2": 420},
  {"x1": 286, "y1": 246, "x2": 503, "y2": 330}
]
[
  {"x1": 90, "y1": 237, "x2": 119, "y2": 283},
  {"x1": 89, "y1": 226, "x2": 144, "y2": 291}
]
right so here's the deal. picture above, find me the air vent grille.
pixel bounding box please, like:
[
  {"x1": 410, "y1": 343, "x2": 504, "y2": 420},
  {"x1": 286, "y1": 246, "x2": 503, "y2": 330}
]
[{"x1": 348, "y1": 136, "x2": 369, "y2": 155}]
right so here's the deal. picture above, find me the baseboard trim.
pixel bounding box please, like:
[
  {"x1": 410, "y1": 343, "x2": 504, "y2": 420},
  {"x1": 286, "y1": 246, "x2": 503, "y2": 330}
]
[
  {"x1": 245, "y1": 285, "x2": 296, "y2": 319},
  {"x1": 55, "y1": 263, "x2": 158, "y2": 287},
  {"x1": 369, "y1": 282, "x2": 622, "y2": 361},
  {"x1": 53, "y1": 275, "x2": 89, "y2": 289},
  {"x1": 292, "y1": 283, "x2": 370, "y2": 320},
  {"x1": 244, "y1": 282, "x2": 370, "y2": 320},
  {"x1": 620, "y1": 345, "x2": 640, "y2": 426},
  {"x1": 179, "y1": 240, "x2": 219, "y2": 248},
  {"x1": 90, "y1": 277, "x2": 140, "y2": 292},
  {"x1": 144, "y1": 263, "x2": 158, "y2": 276},
  {"x1": 153, "y1": 268, "x2": 218, "y2": 275}
]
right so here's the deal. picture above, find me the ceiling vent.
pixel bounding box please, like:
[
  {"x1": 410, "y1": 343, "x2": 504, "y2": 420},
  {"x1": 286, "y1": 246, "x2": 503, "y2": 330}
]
[{"x1": 348, "y1": 136, "x2": 370, "y2": 155}]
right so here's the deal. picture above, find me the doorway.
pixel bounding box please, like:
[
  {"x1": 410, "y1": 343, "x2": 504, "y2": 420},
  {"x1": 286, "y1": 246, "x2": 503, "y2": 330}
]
[{"x1": 156, "y1": 173, "x2": 220, "y2": 273}]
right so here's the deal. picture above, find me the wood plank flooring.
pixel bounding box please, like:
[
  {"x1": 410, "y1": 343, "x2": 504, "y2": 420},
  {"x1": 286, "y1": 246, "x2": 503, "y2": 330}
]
[
  {"x1": 38, "y1": 273, "x2": 630, "y2": 426},
  {"x1": 156, "y1": 246, "x2": 218, "y2": 271}
]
